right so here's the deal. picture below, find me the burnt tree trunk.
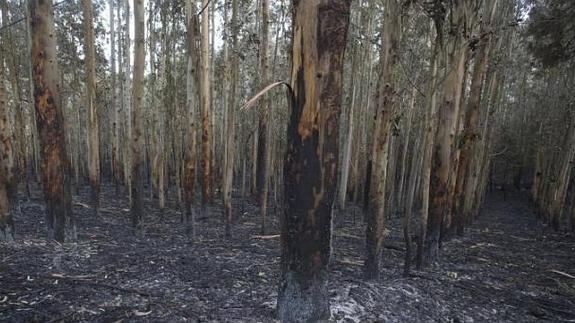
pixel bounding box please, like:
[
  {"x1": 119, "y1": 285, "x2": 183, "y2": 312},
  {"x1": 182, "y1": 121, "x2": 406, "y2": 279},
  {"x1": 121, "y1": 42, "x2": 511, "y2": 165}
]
[
  {"x1": 277, "y1": 0, "x2": 351, "y2": 321},
  {"x1": 29, "y1": 0, "x2": 74, "y2": 242}
]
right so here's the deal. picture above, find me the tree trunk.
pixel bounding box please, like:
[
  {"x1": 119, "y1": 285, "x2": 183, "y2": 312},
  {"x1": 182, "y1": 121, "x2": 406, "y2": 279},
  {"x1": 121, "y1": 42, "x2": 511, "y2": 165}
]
[
  {"x1": 397, "y1": 90, "x2": 417, "y2": 215},
  {"x1": 81, "y1": 0, "x2": 101, "y2": 216},
  {"x1": 130, "y1": 0, "x2": 145, "y2": 229},
  {"x1": 531, "y1": 120, "x2": 544, "y2": 203},
  {"x1": 425, "y1": 0, "x2": 470, "y2": 263},
  {"x1": 29, "y1": 0, "x2": 74, "y2": 242},
  {"x1": 0, "y1": 53, "x2": 15, "y2": 241},
  {"x1": 403, "y1": 92, "x2": 422, "y2": 275},
  {"x1": 224, "y1": 0, "x2": 239, "y2": 238},
  {"x1": 3, "y1": 7, "x2": 29, "y2": 203},
  {"x1": 257, "y1": 0, "x2": 271, "y2": 235},
  {"x1": 453, "y1": 0, "x2": 499, "y2": 235},
  {"x1": 417, "y1": 28, "x2": 437, "y2": 269},
  {"x1": 364, "y1": 0, "x2": 400, "y2": 280},
  {"x1": 571, "y1": 188, "x2": 575, "y2": 232},
  {"x1": 550, "y1": 124, "x2": 575, "y2": 230},
  {"x1": 337, "y1": 3, "x2": 363, "y2": 211},
  {"x1": 184, "y1": 0, "x2": 201, "y2": 237},
  {"x1": 109, "y1": 0, "x2": 119, "y2": 190},
  {"x1": 200, "y1": 0, "x2": 213, "y2": 206},
  {"x1": 123, "y1": 0, "x2": 132, "y2": 200},
  {"x1": 277, "y1": 1, "x2": 351, "y2": 321}
]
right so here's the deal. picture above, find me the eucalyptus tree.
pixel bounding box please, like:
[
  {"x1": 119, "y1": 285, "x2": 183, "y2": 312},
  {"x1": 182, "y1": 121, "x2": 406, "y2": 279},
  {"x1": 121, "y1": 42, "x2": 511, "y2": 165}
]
[
  {"x1": 364, "y1": 0, "x2": 402, "y2": 280},
  {"x1": 257, "y1": 0, "x2": 271, "y2": 235},
  {"x1": 223, "y1": 0, "x2": 239, "y2": 238},
  {"x1": 29, "y1": 0, "x2": 74, "y2": 242},
  {"x1": 130, "y1": 0, "x2": 145, "y2": 229},
  {"x1": 200, "y1": 0, "x2": 213, "y2": 206},
  {"x1": 81, "y1": 0, "x2": 100, "y2": 216},
  {"x1": 425, "y1": 0, "x2": 474, "y2": 263},
  {"x1": 0, "y1": 44, "x2": 15, "y2": 241}
]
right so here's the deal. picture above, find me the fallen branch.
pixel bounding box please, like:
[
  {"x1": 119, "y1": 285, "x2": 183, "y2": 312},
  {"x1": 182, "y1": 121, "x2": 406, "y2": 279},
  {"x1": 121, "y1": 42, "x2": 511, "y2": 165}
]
[
  {"x1": 251, "y1": 235, "x2": 280, "y2": 240},
  {"x1": 550, "y1": 269, "x2": 575, "y2": 279}
]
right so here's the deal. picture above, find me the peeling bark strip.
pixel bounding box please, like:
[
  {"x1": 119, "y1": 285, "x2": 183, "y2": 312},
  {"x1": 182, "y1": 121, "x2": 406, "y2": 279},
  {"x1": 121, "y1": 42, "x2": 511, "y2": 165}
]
[
  {"x1": 277, "y1": 1, "x2": 351, "y2": 322},
  {"x1": 29, "y1": 0, "x2": 73, "y2": 242}
]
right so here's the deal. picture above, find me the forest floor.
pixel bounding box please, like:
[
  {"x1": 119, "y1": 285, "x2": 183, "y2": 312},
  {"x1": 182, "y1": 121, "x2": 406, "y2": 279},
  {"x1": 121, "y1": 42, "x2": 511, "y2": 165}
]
[{"x1": 1, "y1": 184, "x2": 575, "y2": 322}]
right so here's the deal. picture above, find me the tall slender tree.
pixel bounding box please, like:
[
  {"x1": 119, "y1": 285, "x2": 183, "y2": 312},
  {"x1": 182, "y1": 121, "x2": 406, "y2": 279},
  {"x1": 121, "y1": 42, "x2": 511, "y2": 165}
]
[
  {"x1": 364, "y1": 0, "x2": 401, "y2": 280},
  {"x1": 81, "y1": 0, "x2": 100, "y2": 216},
  {"x1": 109, "y1": 0, "x2": 120, "y2": 190},
  {"x1": 425, "y1": 0, "x2": 471, "y2": 263},
  {"x1": 223, "y1": 0, "x2": 239, "y2": 238},
  {"x1": 257, "y1": 0, "x2": 271, "y2": 235},
  {"x1": 200, "y1": 0, "x2": 213, "y2": 206},
  {"x1": 0, "y1": 49, "x2": 15, "y2": 241},
  {"x1": 184, "y1": 0, "x2": 201, "y2": 236},
  {"x1": 130, "y1": 0, "x2": 145, "y2": 229}
]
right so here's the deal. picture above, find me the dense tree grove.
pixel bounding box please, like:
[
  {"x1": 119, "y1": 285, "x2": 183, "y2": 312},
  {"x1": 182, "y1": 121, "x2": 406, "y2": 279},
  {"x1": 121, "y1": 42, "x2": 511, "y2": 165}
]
[{"x1": 1, "y1": 0, "x2": 574, "y2": 321}]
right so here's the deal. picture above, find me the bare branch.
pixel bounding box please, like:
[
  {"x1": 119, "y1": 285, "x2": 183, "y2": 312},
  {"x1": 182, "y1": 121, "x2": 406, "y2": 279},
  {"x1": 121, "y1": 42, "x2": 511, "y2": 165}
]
[{"x1": 241, "y1": 81, "x2": 293, "y2": 111}]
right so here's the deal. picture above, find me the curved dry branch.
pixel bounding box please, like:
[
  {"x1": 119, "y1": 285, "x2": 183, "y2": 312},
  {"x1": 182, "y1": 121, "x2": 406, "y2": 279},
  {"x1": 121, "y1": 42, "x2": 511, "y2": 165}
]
[{"x1": 241, "y1": 81, "x2": 294, "y2": 111}]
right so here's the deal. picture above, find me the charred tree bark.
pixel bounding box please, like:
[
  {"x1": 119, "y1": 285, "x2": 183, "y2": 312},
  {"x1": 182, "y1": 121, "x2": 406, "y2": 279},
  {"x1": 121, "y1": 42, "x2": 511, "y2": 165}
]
[
  {"x1": 29, "y1": 0, "x2": 74, "y2": 242},
  {"x1": 277, "y1": 0, "x2": 351, "y2": 321},
  {"x1": 81, "y1": 0, "x2": 101, "y2": 216},
  {"x1": 130, "y1": 0, "x2": 145, "y2": 229}
]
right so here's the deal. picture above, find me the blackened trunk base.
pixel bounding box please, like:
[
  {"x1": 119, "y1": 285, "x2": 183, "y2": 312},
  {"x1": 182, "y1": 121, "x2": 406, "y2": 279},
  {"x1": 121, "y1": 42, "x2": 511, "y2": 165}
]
[
  {"x1": 423, "y1": 226, "x2": 440, "y2": 265},
  {"x1": 363, "y1": 253, "x2": 380, "y2": 280},
  {"x1": 277, "y1": 271, "x2": 330, "y2": 323},
  {"x1": 0, "y1": 218, "x2": 14, "y2": 242}
]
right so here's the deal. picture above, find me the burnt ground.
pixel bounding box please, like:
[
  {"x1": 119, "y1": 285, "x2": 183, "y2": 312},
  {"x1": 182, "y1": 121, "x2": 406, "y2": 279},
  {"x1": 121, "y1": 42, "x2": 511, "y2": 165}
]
[{"x1": 1, "y1": 184, "x2": 574, "y2": 322}]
